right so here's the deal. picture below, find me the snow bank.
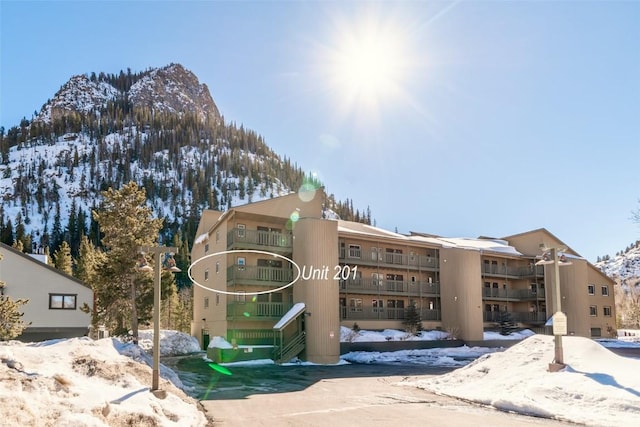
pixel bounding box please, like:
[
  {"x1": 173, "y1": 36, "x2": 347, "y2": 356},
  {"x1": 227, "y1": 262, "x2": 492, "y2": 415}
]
[
  {"x1": 414, "y1": 334, "x2": 640, "y2": 426},
  {"x1": 137, "y1": 329, "x2": 202, "y2": 356},
  {"x1": 0, "y1": 337, "x2": 208, "y2": 426}
]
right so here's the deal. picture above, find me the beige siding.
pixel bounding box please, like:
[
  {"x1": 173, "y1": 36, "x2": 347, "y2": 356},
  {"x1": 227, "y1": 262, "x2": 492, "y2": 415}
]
[
  {"x1": 440, "y1": 247, "x2": 483, "y2": 341},
  {"x1": 0, "y1": 246, "x2": 92, "y2": 332},
  {"x1": 293, "y1": 218, "x2": 340, "y2": 364}
]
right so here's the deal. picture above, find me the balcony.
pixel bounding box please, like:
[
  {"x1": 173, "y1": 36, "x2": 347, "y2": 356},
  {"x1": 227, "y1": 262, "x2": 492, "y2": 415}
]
[
  {"x1": 227, "y1": 228, "x2": 293, "y2": 253},
  {"x1": 339, "y1": 249, "x2": 439, "y2": 271},
  {"x1": 227, "y1": 302, "x2": 292, "y2": 320},
  {"x1": 340, "y1": 278, "x2": 440, "y2": 296},
  {"x1": 482, "y1": 264, "x2": 544, "y2": 279},
  {"x1": 340, "y1": 306, "x2": 441, "y2": 321},
  {"x1": 483, "y1": 311, "x2": 547, "y2": 324},
  {"x1": 227, "y1": 265, "x2": 294, "y2": 287},
  {"x1": 482, "y1": 288, "x2": 545, "y2": 301}
]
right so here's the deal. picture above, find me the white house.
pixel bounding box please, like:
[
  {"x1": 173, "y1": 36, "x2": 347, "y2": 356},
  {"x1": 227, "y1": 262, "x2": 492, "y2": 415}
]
[{"x1": 0, "y1": 242, "x2": 93, "y2": 341}]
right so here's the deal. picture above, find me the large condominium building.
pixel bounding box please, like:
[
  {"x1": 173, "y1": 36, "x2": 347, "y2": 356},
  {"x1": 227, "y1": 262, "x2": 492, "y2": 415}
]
[{"x1": 190, "y1": 189, "x2": 616, "y2": 364}]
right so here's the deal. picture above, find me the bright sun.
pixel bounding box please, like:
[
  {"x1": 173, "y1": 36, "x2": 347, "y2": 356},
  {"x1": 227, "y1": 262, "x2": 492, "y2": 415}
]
[{"x1": 323, "y1": 14, "x2": 413, "y2": 116}]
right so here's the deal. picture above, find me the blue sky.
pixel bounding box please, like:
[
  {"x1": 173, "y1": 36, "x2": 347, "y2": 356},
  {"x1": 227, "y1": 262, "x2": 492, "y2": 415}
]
[{"x1": 1, "y1": 0, "x2": 639, "y2": 262}]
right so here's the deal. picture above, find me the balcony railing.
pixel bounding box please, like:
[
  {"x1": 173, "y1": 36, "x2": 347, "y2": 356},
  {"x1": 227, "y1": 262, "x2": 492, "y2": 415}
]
[
  {"x1": 482, "y1": 264, "x2": 544, "y2": 278},
  {"x1": 339, "y1": 249, "x2": 438, "y2": 270},
  {"x1": 227, "y1": 302, "x2": 292, "y2": 319},
  {"x1": 227, "y1": 265, "x2": 293, "y2": 285},
  {"x1": 227, "y1": 228, "x2": 293, "y2": 251},
  {"x1": 482, "y1": 288, "x2": 545, "y2": 300},
  {"x1": 340, "y1": 278, "x2": 439, "y2": 296},
  {"x1": 483, "y1": 311, "x2": 547, "y2": 323},
  {"x1": 340, "y1": 306, "x2": 441, "y2": 321}
]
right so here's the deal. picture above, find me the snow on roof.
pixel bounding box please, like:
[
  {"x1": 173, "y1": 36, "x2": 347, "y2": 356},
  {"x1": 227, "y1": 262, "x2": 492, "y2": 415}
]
[
  {"x1": 337, "y1": 221, "x2": 408, "y2": 239},
  {"x1": 194, "y1": 232, "x2": 209, "y2": 245},
  {"x1": 273, "y1": 302, "x2": 306, "y2": 331},
  {"x1": 407, "y1": 235, "x2": 522, "y2": 255}
]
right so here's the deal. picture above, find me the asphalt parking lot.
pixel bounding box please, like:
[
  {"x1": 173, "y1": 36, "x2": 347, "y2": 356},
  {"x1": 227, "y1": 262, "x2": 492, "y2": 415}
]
[{"x1": 165, "y1": 357, "x2": 572, "y2": 426}]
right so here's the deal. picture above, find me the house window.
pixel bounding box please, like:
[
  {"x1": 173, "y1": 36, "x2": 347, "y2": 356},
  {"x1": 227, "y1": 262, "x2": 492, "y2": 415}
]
[
  {"x1": 371, "y1": 247, "x2": 382, "y2": 261},
  {"x1": 349, "y1": 298, "x2": 363, "y2": 312},
  {"x1": 49, "y1": 294, "x2": 76, "y2": 310},
  {"x1": 216, "y1": 261, "x2": 220, "y2": 273},
  {"x1": 236, "y1": 291, "x2": 246, "y2": 303},
  {"x1": 601, "y1": 286, "x2": 609, "y2": 296},
  {"x1": 603, "y1": 306, "x2": 612, "y2": 317},
  {"x1": 587, "y1": 285, "x2": 595, "y2": 295},
  {"x1": 372, "y1": 273, "x2": 383, "y2": 286},
  {"x1": 237, "y1": 257, "x2": 246, "y2": 270},
  {"x1": 237, "y1": 224, "x2": 246, "y2": 238},
  {"x1": 205, "y1": 243, "x2": 209, "y2": 254},
  {"x1": 215, "y1": 231, "x2": 220, "y2": 242},
  {"x1": 589, "y1": 305, "x2": 597, "y2": 316},
  {"x1": 204, "y1": 297, "x2": 209, "y2": 309},
  {"x1": 348, "y1": 245, "x2": 361, "y2": 258},
  {"x1": 372, "y1": 299, "x2": 384, "y2": 312},
  {"x1": 591, "y1": 328, "x2": 602, "y2": 337},
  {"x1": 204, "y1": 270, "x2": 209, "y2": 281}
]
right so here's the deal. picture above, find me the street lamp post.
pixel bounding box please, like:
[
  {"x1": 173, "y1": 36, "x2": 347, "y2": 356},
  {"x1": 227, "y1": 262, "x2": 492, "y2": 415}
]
[
  {"x1": 536, "y1": 246, "x2": 571, "y2": 371},
  {"x1": 137, "y1": 245, "x2": 180, "y2": 394}
]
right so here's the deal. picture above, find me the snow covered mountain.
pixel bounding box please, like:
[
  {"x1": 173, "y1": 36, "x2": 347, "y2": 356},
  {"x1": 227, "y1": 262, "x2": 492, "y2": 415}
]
[
  {"x1": 596, "y1": 242, "x2": 640, "y2": 281},
  {"x1": 0, "y1": 63, "x2": 364, "y2": 259},
  {"x1": 596, "y1": 241, "x2": 640, "y2": 327},
  {"x1": 0, "y1": 64, "x2": 320, "y2": 255},
  {"x1": 34, "y1": 63, "x2": 220, "y2": 124}
]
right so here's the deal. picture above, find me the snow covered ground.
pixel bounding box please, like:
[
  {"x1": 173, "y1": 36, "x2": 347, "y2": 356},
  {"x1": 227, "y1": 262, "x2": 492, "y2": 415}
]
[
  {"x1": 2, "y1": 328, "x2": 639, "y2": 425},
  {"x1": 0, "y1": 330, "x2": 208, "y2": 426},
  {"x1": 413, "y1": 334, "x2": 640, "y2": 427}
]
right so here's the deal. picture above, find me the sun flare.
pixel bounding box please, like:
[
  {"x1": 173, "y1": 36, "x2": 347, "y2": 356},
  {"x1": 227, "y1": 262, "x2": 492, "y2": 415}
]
[{"x1": 322, "y1": 13, "x2": 415, "y2": 119}]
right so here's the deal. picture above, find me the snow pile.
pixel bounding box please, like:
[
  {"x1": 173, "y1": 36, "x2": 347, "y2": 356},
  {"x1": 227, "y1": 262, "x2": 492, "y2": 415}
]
[
  {"x1": 340, "y1": 326, "x2": 449, "y2": 342},
  {"x1": 342, "y1": 346, "x2": 499, "y2": 367},
  {"x1": 483, "y1": 329, "x2": 535, "y2": 340},
  {"x1": 415, "y1": 334, "x2": 640, "y2": 426},
  {"x1": 137, "y1": 329, "x2": 202, "y2": 356},
  {"x1": 0, "y1": 337, "x2": 208, "y2": 426}
]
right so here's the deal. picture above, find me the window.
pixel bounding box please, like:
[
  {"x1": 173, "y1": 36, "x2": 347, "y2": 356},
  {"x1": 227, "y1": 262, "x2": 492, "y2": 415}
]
[
  {"x1": 215, "y1": 231, "x2": 220, "y2": 242},
  {"x1": 204, "y1": 270, "x2": 209, "y2": 281},
  {"x1": 236, "y1": 291, "x2": 246, "y2": 303},
  {"x1": 204, "y1": 297, "x2": 209, "y2": 309},
  {"x1": 204, "y1": 243, "x2": 209, "y2": 254},
  {"x1": 349, "y1": 298, "x2": 363, "y2": 312},
  {"x1": 237, "y1": 257, "x2": 246, "y2": 270},
  {"x1": 589, "y1": 305, "x2": 597, "y2": 316},
  {"x1": 348, "y1": 244, "x2": 361, "y2": 258},
  {"x1": 588, "y1": 284, "x2": 595, "y2": 295},
  {"x1": 591, "y1": 328, "x2": 602, "y2": 337},
  {"x1": 603, "y1": 306, "x2": 612, "y2": 317},
  {"x1": 49, "y1": 294, "x2": 76, "y2": 310},
  {"x1": 372, "y1": 273, "x2": 383, "y2": 286},
  {"x1": 372, "y1": 299, "x2": 384, "y2": 312},
  {"x1": 216, "y1": 261, "x2": 220, "y2": 273},
  {"x1": 237, "y1": 224, "x2": 246, "y2": 238},
  {"x1": 601, "y1": 286, "x2": 609, "y2": 296}
]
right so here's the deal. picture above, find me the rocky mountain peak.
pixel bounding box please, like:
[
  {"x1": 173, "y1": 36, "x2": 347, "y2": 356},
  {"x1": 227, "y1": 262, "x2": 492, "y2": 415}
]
[
  {"x1": 128, "y1": 63, "x2": 220, "y2": 120},
  {"x1": 35, "y1": 63, "x2": 220, "y2": 124}
]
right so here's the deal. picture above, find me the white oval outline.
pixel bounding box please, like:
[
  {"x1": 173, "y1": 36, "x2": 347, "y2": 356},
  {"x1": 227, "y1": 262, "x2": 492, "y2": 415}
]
[{"x1": 187, "y1": 249, "x2": 301, "y2": 296}]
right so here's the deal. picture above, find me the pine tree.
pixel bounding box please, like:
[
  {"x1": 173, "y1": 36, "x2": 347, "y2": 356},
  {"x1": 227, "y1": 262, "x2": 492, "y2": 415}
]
[
  {"x1": 402, "y1": 302, "x2": 422, "y2": 335},
  {"x1": 91, "y1": 181, "x2": 164, "y2": 340},
  {"x1": 0, "y1": 295, "x2": 30, "y2": 340},
  {"x1": 53, "y1": 241, "x2": 73, "y2": 275},
  {"x1": 75, "y1": 234, "x2": 104, "y2": 285},
  {"x1": 0, "y1": 253, "x2": 30, "y2": 340},
  {"x1": 498, "y1": 311, "x2": 518, "y2": 336}
]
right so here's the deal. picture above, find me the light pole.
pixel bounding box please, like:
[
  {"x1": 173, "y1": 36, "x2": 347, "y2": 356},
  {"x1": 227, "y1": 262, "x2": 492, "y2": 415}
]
[
  {"x1": 536, "y1": 246, "x2": 571, "y2": 371},
  {"x1": 137, "y1": 246, "x2": 180, "y2": 394}
]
